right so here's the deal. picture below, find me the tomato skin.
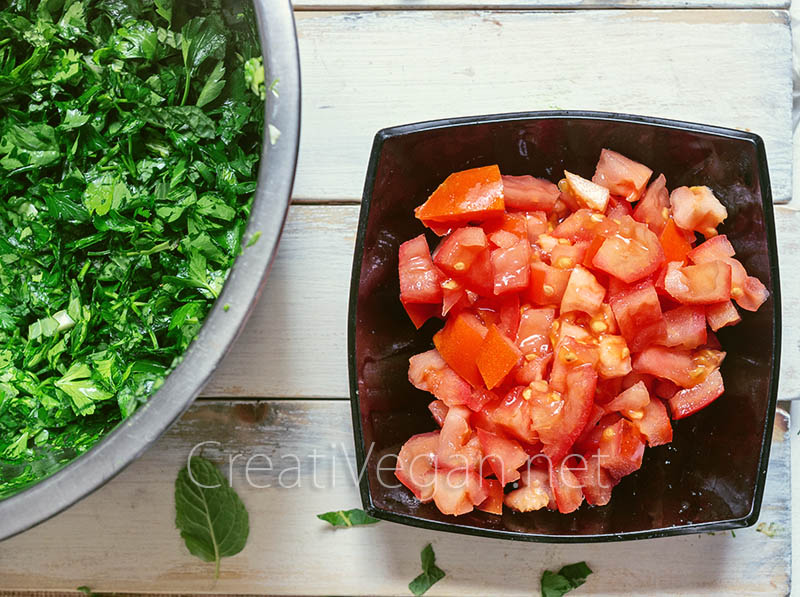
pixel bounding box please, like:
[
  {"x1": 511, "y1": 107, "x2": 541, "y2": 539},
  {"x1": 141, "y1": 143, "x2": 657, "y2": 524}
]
[
  {"x1": 476, "y1": 428, "x2": 528, "y2": 486},
  {"x1": 491, "y1": 239, "x2": 531, "y2": 295},
  {"x1": 416, "y1": 165, "x2": 505, "y2": 234},
  {"x1": 396, "y1": 432, "x2": 440, "y2": 502},
  {"x1": 476, "y1": 478, "x2": 504, "y2": 515},
  {"x1": 399, "y1": 235, "x2": 444, "y2": 304},
  {"x1": 502, "y1": 175, "x2": 560, "y2": 212},
  {"x1": 632, "y1": 173, "x2": 669, "y2": 235},
  {"x1": 530, "y1": 262, "x2": 572, "y2": 306},
  {"x1": 434, "y1": 312, "x2": 488, "y2": 387},
  {"x1": 409, "y1": 349, "x2": 472, "y2": 407},
  {"x1": 401, "y1": 300, "x2": 439, "y2": 329},
  {"x1": 592, "y1": 149, "x2": 653, "y2": 202},
  {"x1": 668, "y1": 369, "x2": 725, "y2": 420},
  {"x1": 633, "y1": 397, "x2": 673, "y2": 446},
  {"x1": 549, "y1": 460, "x2": 585, "y2": 514},
  {"x1": 597, "y1": 419, "x2": 646, "y2": 479},
  {"x1": 476, "y1": 324, "x2": 522, "y2": 390},
  {"x1": 561, "y1": 266, "x2": 606, "y2": 316}
]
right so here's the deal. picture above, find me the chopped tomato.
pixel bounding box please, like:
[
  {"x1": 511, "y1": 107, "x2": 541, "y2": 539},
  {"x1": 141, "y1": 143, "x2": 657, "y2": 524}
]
[
  {"x1": 553, "y1": 209, "x2": 616, "y2": 242},
  {"x1": 597, "y1": 418, "x2": 645, "y2": 478},
  {"x1": 549, "y1": 460, "x2": 584, "y2": 514},
  {"x1": 592, "y1": 149, "x2": 652, "y2": 202},
  {"x1": 563, "y1": 170, "x2": 610, "y2": 212},
  {"x1": 485, "y1": 386, "x2": 538, "y2": 444},
  {"x1": 476, "y1": 478, "x2": 504, "y2": 514},
  {"x1": 609, "y1": 280, "x2": 663, "y2": 343},
  {"x1": 550, "y1": 336, "x2": 599, "y2": 393},
  {"x1": 606, "y1": 196, "x2": 633, "y2": 220},
  {"x1": 491, "y1": 239, "x2": 530, "y2": 295},
  {"x1": 476, "y1": 324, "x2": 522, "y2": 389},
  {"x1": 497, "y1": 294, "x2": 521, "y2": 338},
  {"x1": 416, "y1": 165, "x2": 505, "y2": 235},
  {"x1": 661, "y1": 305, "x2": 707, "y2": 349},
  {"x1": 737, "y1": 276, "x2": 769, "y2": 312},
  {"x1": 597, "y1": 335, "x2": 632, "y2": 379},
  {"x1": 575, "y1": 454, "x2": 617, "y2": 506},
  {"x1": 632, "y1": 174, "x2": 669, "y2": 235},
  {"x1": 605, "y1": 380, "x2": 650, "y2": 413},
  {"x1": 669, "y1": 185, "x2": 727, "y2": 238},
  {"x1": 687, "y1": 234, "x2": 736, "y2": 263},
  {"x1": 409, "y1": 349, "x2": 472, "y2": 407},
  {"x1": 433, "y1": 312, "x2": 488, "y2": 387},
  {"x1": 476, "y1": 428, "x2": 528, "y2": 485},
  {"x1": 560, "y1": 266, "x2": 606, "y2": 316},
  {"x1": 433, "y1": 227, "x2": 488, "y2": 277},
  {"x1": 428, "y1": 400, "x2": 449, "y2": 427},
  {"x1": 659, "y1": 219, "x2": 693, "y2": 263},
  {"x1": 402, "y1": 299, "x2": 439, "y2": 329},
  {"x1": 551, "y1": 242, "x2": 588, "y2": 270},
  {"x1": 592, "y1": 217, "x2": 665, "y2": 283},
  {"x1": 505, "y1": 468, "x2": 554, "y2": 512},
  {"x1": 526, "y1": 211, "x2": 549, "y2": 240},
  {"x1": 632, "y1": 397, "x2": 672, "y2": 446},
  {"x1": 668, "y1": 369, "x2": 725, "y2": 420},
  {"x1": 465, "y1": 387, "x2": 498, "y2": 413},
  {"x1": 395, "y1": 432, "x2": 439, "y2": 501},
  {"x1": 399, "y1": 235, "x2": 443, "y2": 304},
  {"x1": 502, "y1": 175, "x2": 560, "y2": 212},
  {"x1": 541, "y1": 364, "x2": 597, "y2": 460},
  {"x1": 664, "y1": 260, "x2": 732, "y2": 304},
  {"x1": 530, "y1": 262, "x2": 572, "y2": 305},
  {"x1": 437, "y1": 406, "x2": 482, "y2": 471},
  {"x1": 432, "y1": 469, "x2": 488, "y2": 516}
]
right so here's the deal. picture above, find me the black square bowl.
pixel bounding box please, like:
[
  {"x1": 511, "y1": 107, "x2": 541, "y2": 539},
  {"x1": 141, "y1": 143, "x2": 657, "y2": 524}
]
[{"x1": 348, "y1": 111, "x2": 781, "y2": 542}]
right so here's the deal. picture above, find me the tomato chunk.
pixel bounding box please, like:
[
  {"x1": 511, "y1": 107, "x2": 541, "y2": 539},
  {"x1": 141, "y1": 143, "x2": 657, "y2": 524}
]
[
  {"x1": 669, "y1": 185, "x2": 727, "y2": 238},
  {"x1": 401, "y1": 300, "x2": 439, "y2": 329},
  {"x1": 561, "y1": 266, "x2": 606, "y2": 316},
  {"x1": 395, "y1": 432, "x2": 439, "y2": 501},
  {"x1": 687, "y1": 234, "x2": 736, "y2": 263},
  {"x1": 491, "y1": 239, "x2": 530, "y2": 295},
  {"x1": 609, "y1": 280, "x2": 663, "y2": 343},
  {"x1": 575, "y1": 454, "x2": 617, "y2": 507},
  {"x1": 433, "y1": 227, "x2": 488, "y2": 277},
  {"x1": 432, "y1": 469, "x2": 488, "y2": 516},
  {"x1": 632, "y1": 346, "x2": 695, "y2": 387},
  {"x1": 563, "y1": 170, "x2": 610, "y2": 212},
  {"x1": 399, "y1": 235, "x2": 443, "y2": 304},
  {"x1": 530, "y1": 262, "x2": 571, "y2": 305},
  {"x1": 668, "y1": 369, "x2": 725, "y2": 420},
  {"x1": 659, "y1": 219, "x2": 693, "y2": 263},
  {"x1": 632, "y1": 174, "x2": 669, "y2": 235},
  {"x1": 476, "y1": 478, "x2": 504, "y2": 515},
  {"x1": 505, "y1": 468, "x2": 554, "y2": 512},
  {"x1": 592, "y1": 217, "x2": 665, "y2": 283},
  {"x1": 664, "y1": 260, "x2": 732, "y2": 304},
  {"x1": 416, "y1": 165, "x2": 505, "y2": 235},
  {"x1": 476, "y1": 324, "x2": 522, "y2": 389},
  {"x1": 597, "y1": 419, "x2": 645, "y2": 479},
  {"x1": 409, "y1": 349, "x2": 472, "y2": 407},
  {"x1": 437, "y1": 406, "x2": 482, "y2": 471},
  {"x1": 632, "y1": 397, "x2": 672, "y2": 446},
  {"x1": 433, "y1": 312, "x2": 488, "y2": 387},
  {"x1": 737, "y1": 276, "x2": 769, "y2": 312},
  {"x1": 541, "y1": 364, "x2": 597, "y2": 460},
  {"x1": 549, "y1": 460, "x2": 584, "y2": 514},
  {"x1": 605, "y1": 381, "x2": 650, "y2": 413},
  {"x1": 592, "y1": 149, "x2": 652, "y2": 202},
  {"x1": 428, "y1": 400, "x2": 449, "y2": 427},
  {"x1": 661, "y1": 305, "x2": 707, "y2": 349},
  {"x1": 476, "y1": 428, "x2": 528, "y2": 485},
  {"x1": 502, "y1": 175, "x2": 559, "y2": 212}
]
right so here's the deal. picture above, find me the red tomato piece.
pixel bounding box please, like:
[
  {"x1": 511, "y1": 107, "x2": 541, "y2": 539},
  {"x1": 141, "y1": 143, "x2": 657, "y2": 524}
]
[
  {"x1": 399, "y1": 235, "x2": 444, "y2": 304},
  {"x1": 659, "y1": 219, "x2": 693, "y2": 263},
  {"x1": 660, "y1": 305, "x2": 707, "y2": 349},
  {"x1": 632, "y1": 397, "x2": 673, "y2": 446},
  {"x1": 605, "y1": 380, "x2": 650, "y2": 413},
  {"x1": 632, "y1": 174, "x2": 669, "y2": 235},
  {"x1": 564, "y1": 170, "x2": 610, "y2": 212},
  {"x1": 525, "y1": 211, "x2": 549, "y2": 240},
  {"x1": 592, "y1": 149, "x2": 653, "y2": 202},
  {"x1": 433, "y1": 227, "x2": 488, "y2": 277},
  {"x1": 541, "y1": 364, "x2": 597, "y2": 460},
  {"x1": 550, "y1": 242, "x2": 587, "y2": 270},
  {"x1": 654, "y1": 378, "x2": 679, "y2": 400},
  {"x1": 575, "y1": 453, "x2": 618, "y2": 507},
  {"x1": 597, "y1": 419, "x2": 646, "y2": 479},
  {"x1": 664, "y1": 260, "x2": 732, "y2": 304},
  {"x1": 409, "y1": 349, "x2": 472, "y2": 407},
  {"x1": 669, "y1": 185, "x2": 728, "y2": 238},
  {"x1": 517, "y1": 306, "x2": 556, "y2": 355},
  {"x1": 687, "y1": 234, "x2": 736, "y2": 264},
  {"x1": 592, "y1": 217, "x2": 665, "y2": 283},
  {"x1": 498, "y1": 294, "x2": 521, "y2": 338},
  {"x1": 476, "y1": 428, "x2": 529, "y2": 486},
  {"x1": 550, "y1": 336, "x2": 599, "y2": 393},
  {"x1": 483, "y1": 212, "x2": 527, "y2": 239},
  {"x1": 561, "y1": 266, "x2": 606, "y2": 316},
  {"x1": 737, "y1": 276, "x2": 769, "y2": 312},
  {"x1": 487, "y1": 386, "x2": 539, "y2": 444},
  {"x1": 574, "y1": 412, "x2": 622, "y2": 455},
  {"x1": 491, "y1": 239, "x2": 530, "y2": 295},
  {"x1": 465, "y1": 387, "x2": 498, "y2": 413},
  {"x1": 428, "y1": 400, "x2": 449, "y2": 427},
  {"x1": 488, "y1": 229, "x2": 518, "y2": 249},
  {"x1": 596, "y1": 335, "x2": 633, "y2": 379},
  {"x1": 530, "y1": 262, "x2": 572, "y2": 306},
  {"x1": 502, "y1": 175, "x2": 560, "y2": 212},
  {"x1": 433, "y1": 312, "x2": 488, "y2": 387},
  {"x1": 633, "y1": 346, "x2": 723, "y2": 388},
  {"x1": 395, "y1": 432, "x2": 439, "y2": 501},
  {"x1": 401, "y1": 299, "x2": 439, "y2": 329},
  {"x1": 437, "y1": 406, "x2": 482, "y2": 471},
  {"x1": 476, "y1": 324, "x2": 522, "y2": 390},
  {"x1": 432, "y1": 469, "x2": 488, "y2": 516},
  {"x1": 476, "y1": 478, "x2": 504, "y2": 515},
  {"x1": 609, "y1": 280, "x2": 663, "y2": 342},
  {"x1": 416, "y1": 165, "x2": 505, "y2": 235},
  {"x1": 668, "y1": 369, "x2": 725, "y2": 420},
  {"x1": 549, "y1": 460, "x2": 585, "y2": 514},
  {"x1": 553, "y1": 209, "x2": 617, "y2": 242},
  {"x1": 606, "y1": 196, "x2": 634, "y2": 220},
  {"x1": 504, "y1": 467, "x2": 554, "y2": 512}
]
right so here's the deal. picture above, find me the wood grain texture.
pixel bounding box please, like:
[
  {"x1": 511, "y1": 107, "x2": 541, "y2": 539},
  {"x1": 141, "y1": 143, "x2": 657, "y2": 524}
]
[
  {"x1": 291, "y1": 10, "x2": 792, "y2": 203},
  {"x1": 295, "y1": 0, "x2": 791, "y2": 8},
  {"x1": 203, "y1": 204, "x2": 800, "y2": 400},
  {"x1": 0, "y1": 400, "x2": 790, "y2": 595}
]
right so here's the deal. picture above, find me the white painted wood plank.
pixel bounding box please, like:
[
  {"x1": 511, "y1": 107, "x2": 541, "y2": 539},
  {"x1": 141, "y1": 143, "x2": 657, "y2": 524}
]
[
  {"x1": 295, "y1": 1, "x2": 790, "y2": 8},
  {"x1": 0, "y1": 400, "x2": 789, "y2": 595},
  {"x1": 292, "y1": 10, "x2": 792, "y2": 203},
  {"x1": 204, "y1": 204, "x2": 799, "y2": 400}
]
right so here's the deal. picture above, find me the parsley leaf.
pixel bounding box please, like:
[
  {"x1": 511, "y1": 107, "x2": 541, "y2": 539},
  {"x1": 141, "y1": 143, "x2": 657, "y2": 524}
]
[
  {"x1": 541, "y1": 561, "x2": 593, "y2": 597},
  {"x1": 317, "y1": 508, "x2": 379, "y2": 528},
  {"x1": 175, "y1": 456, "x2": 250, "y2": 579},
  {"x1": 408, "y1": 543, "x2": 446, "y2": 596}
]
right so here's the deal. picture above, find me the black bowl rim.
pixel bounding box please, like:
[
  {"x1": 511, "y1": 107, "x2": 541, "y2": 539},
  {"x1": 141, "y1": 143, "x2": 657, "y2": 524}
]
[
  {"x1": 348, "y1": 110, "x2": 782, "y2": 543},
  {"x1": 0, "y1": 0, "x2": 301, "y2": 541}
]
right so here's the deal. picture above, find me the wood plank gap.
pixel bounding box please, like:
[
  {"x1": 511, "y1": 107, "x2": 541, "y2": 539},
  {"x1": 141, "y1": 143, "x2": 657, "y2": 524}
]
[{"x1": 292, "y1": 5, "x2": 791, "y2": 11}]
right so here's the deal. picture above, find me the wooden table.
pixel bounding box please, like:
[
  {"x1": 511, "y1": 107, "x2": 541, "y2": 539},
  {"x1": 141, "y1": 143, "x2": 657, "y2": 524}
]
[{"x1": 0, "y1": 1, "x2": 795, "y2": 595}]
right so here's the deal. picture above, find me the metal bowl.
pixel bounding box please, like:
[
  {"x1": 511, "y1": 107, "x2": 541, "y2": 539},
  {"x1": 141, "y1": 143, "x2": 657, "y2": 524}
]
[{"x1": 0, "y1": 0, "x2": 301, "y2": 541}]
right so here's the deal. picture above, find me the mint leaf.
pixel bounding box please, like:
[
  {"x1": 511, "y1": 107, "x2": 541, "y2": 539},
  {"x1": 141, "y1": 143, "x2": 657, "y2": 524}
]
[
  {"x1": 541, "y1": 561, "x2": 593, "y2": 597},
  {"x1": 408, "y1": 543, "x2": 445, "y2": 596},
  {"x1": 175, "y1": 456, "x2": 249, "y2": 579},
  {"x1": 317, "y1": 508, "x2": 379, "y2": 528},
  {"x1": 197, "y1": 61, "x2": 226, "y2": 108}
]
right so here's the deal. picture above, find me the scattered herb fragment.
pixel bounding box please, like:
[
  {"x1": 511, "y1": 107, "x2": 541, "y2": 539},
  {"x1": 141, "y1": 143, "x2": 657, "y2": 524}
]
[
  {"x1": 0, "y1": 0, "x2": 267, "y2": 496},
  {"x1": 541, "y1": 562, "x2": 593, "y2": 597},
  {"x1": 408, "y1": 543, "x2": 445, "y2": 596},
  {"x1": 175, "y1": 456, "x2": 250, "y2": 579},
  {"x1": 317, "y1": 508, "x2": 379, "y2": 528},
  {"x1": 76, "y1": 587, "x2": 95, "y2": 596},
  {"x1": 246, "y1": 230, "x2": 263, "y2": 248},
  {"x1": 756, "y1": 522, "x2": 781, "y2": 537},
  {"x1": 223, "y1": 303, "x2": 231, "y2": 312},
  {"x1": 731, "y1": 530, "x2": 736, "y2": 538}
]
